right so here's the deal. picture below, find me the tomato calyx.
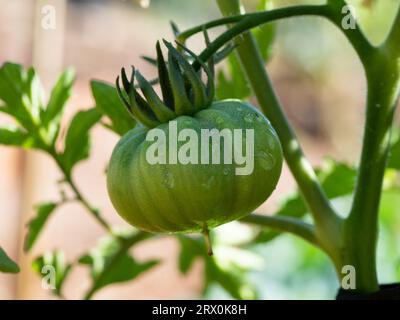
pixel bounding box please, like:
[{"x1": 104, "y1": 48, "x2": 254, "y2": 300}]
[{"x1": 116, "y1": 40, "x2": 215, "y2": 128}]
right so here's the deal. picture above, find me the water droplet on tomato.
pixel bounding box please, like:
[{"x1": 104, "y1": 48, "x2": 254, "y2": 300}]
[
  {"x1": 202, "y1": 176, "x2": 216, "y2": 189},
  {"x1": 244, "y1": 113, "x2": 254, "y2": 123},
  {"x1": 215, "y1": 117, "x2": 224, "y2": 126},
  {"x1": 257, "y1": 151, "x2": 275, "y2": 171},
  {"x1": 223, "y1": 168, "x2": 230, "y2": 176},
  {"x1": 268, "y1": 136, "x2": 276, "y2": 150},
  {"x1": 164, "y1": 172, "x2": 175, "y2": 189},
  {"x1": 255, "y1": 114, "x2": 264, "y2": 123}
]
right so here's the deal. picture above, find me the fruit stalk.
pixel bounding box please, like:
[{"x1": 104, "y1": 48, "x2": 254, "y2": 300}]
[{"x1": 203, "y1": 224, "x2": 213, "y2": 256}]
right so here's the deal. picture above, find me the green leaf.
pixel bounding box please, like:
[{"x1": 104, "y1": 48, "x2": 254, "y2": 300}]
[
  {"x1": 0, "y1": 246, "x2": 20, "y2": 273},
  {"x1": 216, "y1": 55, "x2": 251, "y2": 100},
  {"x1": 178, "y1": 235, "x2": 258, "y2": 299},
  {"x1": 0, "y1": 64, "x2": 75, "y2": 150},
  {"x1": 79, "y1": 232, "x2": 158, "y2": 298},
  {"x1": 177, "y1": 236, "x2": 203, "y2": 274},
  {"x1": 32, "y1": 250, "x2": 72, "y2": 297},
  {"x1": 204, "y1": 258, "x2": 258, "y2": 300},
  {"x1": 62, "y1": 108, "x2": 102, "y2": 175},
  {"x1": 91, "y1": 80, "x2": 135, "y2": 136},
  {"x1": 0, "y1": 126, "x2": 30, "y2": 147},
  {"x1": 43, "y1": 69, "x2": 75, "y2": 124},
  {"x1": 24, "y1": 202, "x2": 58, "y2": 252},
  {"x1": 0, "y1": 63, "x2": 43, "y2": 131},
  {"x1": 317, "y1": 160, "x2": 357, "y2": 198},
  {"x1": 41, "y1": 69, "x2": 75, "y2": 142},
  {"x1": 255, "y1": 159, "x2": 357, "y2": 243}
]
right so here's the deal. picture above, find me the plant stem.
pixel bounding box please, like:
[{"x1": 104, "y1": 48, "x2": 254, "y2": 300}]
[
  {"x1": 386, "y1": 5, "x2": 400, "y2": 57},
  {"x1": 193, "y1": 4, "x2": 330, "y2": 68},
  {"x1": 344, "y1": 51, "x2": 400, "y2": 292},
  {"x1": 324, "y1": 0, "x2": 375, "y2": 68},
  {"x1": 66, "y1": 172, "x2": 111, "y2": 232},
  {"x1": 215, "y1": 0, "x2": 342, "y2": 253},
  {"x1": 181, "y1": 2, "x2": 373, "y2": 72},
  {"x1": 242, "y1": 214, "x2": 319, "y2": 248},
  {"x1": 49, "y1": 149, "x2": 112, "y2": 232}
]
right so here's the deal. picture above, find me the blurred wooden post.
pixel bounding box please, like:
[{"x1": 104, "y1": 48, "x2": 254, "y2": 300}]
[
  {"x1": 32, "y1": 0, "x2": 67, "y2": 89},
  {"x1": 0, "y1": 0, "x2": 35, "y2": 300},
  {"x1": 16, "y1": 0, "x2": 67, "y2": 299}
]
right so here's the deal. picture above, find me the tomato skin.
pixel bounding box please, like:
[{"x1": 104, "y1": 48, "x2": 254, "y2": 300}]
[{"x1": 107, "y1": 99, "x2": 283, "y2": 233}]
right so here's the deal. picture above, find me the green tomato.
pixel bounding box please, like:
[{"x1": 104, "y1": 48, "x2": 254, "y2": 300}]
[
  {"x1": 107, "y1": 99, "x2": 283, "y2": 234},
  {"x1": 109, "y1": 41, "x2": 283, "y2": 251}
]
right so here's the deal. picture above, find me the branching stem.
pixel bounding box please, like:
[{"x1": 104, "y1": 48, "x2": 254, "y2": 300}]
[
  {"x1": 49, "y1": 149, "x2": 112, "y2": 232},
  {"x1": 242, "y1": 214, "x2": 319, "y2": 248}
]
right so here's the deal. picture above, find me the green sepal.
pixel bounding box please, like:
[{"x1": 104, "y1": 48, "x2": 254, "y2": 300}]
[
  {"x1": 135, "y1": 70, "x2": 176, "y2": 122},
  {"x1": 117, "y1": 69, "x2": 160, "y2": 128},
  {"x1": 166, "y1": 46, "x2": 194, "y2": 115},
  {"x1": 164, "y1": 40, "x2": 207, "y2": 112},
  {"x1": 177, "y1": 42, "x2": 215, "y2": 108},
  {"x1": 156, "y1": 41, "x2": 175, "y2": 110}
]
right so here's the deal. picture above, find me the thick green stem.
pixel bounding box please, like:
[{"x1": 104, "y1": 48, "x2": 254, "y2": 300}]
[
  {"x1": 386, "y1": 5, "x2": 400, "y2": 58},
  {"x1": 344, "y1": 51, "x2": 400, "y2": 293},
  {"x1": 324, "y1": 0, "x2": 375, "y2": 68},
  {"x1": 242, "y1": 214, "x2": 319, "y2": 248},
  {"x1": 185, "y1": 0, "x2": 400, "y2": 293},
  {"x1": 193, "y1": 4, "x2": 330, "y2": 68},
  {"x1": 182, "y1": 2, "x2": 373, "y2": 72},
  {"x1": 216, "y1": 0, "x2": 342, "y2": 259}
]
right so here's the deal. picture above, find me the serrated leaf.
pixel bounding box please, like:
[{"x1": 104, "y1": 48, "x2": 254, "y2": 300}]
[
  {"x1": 32, "y1": 250, "x2": 72, "y2": 297},
  {"x1": 0, "y1": 63, "x2": 43, "y2": 132},
  {"x1": 0, "y1": 246, "x2": 20, "y2": 273},
  {"x1": 0, "y1": 126, "x2": 30, "y2": 147},
  {"x1": 216, "y1": 55, "x2": 251, "y2": 100},
  {"x1": 177, "y1": 236, "x2": 203, "y2": 274},
  {"x1": 204, "y1": 258, "x2": 258, "y2": 300},
  {"x1": 91, "y1": 80, "x2": 135, "y2": 136},
  {"x1": 42, "y1": 69, "x2": 75, "y2": 142},
  {"x1": 62, "y1": 108, "x2": 101, "y2": 175},
  {"x1": 317, "y1": 161, "x2": 357, "y2": 198},
  {"x1": 24, "y1": 202, "x2": 58, "y2": 252},
  {"x1": 80, "y1": 232, "x2": 158, "y2": 298}
]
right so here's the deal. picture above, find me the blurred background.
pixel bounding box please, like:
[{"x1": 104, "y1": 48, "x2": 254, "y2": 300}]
[{"x1": 0, "y1": 0, "x2": 399, "y2": 300}]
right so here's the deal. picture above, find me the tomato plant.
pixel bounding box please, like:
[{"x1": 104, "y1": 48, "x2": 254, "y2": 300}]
[{"x1": 1, "y1": 0, "x2": 400, "y2": 300}]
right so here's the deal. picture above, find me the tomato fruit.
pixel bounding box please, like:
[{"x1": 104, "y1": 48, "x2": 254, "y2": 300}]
[{"x1": 107, "y1": 41, "x2": 282, "y2": 239}]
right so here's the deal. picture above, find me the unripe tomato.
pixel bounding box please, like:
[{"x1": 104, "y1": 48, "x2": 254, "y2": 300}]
[
  {"x1": 107, "y1": 41, "x2": 283, "y2": 248},
  {"x1": 107, "y1": 99, "x2": 282, "y2": 233}
]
